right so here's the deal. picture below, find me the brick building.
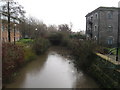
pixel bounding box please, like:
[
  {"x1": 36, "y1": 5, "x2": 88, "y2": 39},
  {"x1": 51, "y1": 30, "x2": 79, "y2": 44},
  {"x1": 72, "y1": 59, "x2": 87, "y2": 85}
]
[
  {"x1": 0, "y1": 13, "x2": 21, "y2": 43},
  {"x1": 86, "y1": 7, "x2": 120, "y2": 46}
]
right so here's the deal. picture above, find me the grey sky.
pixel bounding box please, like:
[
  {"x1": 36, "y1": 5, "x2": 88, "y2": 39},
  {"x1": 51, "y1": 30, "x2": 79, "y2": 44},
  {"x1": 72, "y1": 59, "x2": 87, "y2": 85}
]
[{"x1": 16, "y1": 0, "x2": 119, "y2": 32}]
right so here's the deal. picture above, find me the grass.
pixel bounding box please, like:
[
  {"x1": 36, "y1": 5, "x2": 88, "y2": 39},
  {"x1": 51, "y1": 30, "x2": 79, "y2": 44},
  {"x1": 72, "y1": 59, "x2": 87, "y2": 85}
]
[
  {"x1": 24, "y1": 47, "x2": 37, "y2": 62},
  {"x1": 17, "y1": 38, "x2": 37, "y2": 63},
  {"x1": 18, "y1": 39, "x2": 34, "y2": 44},
  {"x1": 107, "y1": 48, "x2": 120, "y2": 55}
]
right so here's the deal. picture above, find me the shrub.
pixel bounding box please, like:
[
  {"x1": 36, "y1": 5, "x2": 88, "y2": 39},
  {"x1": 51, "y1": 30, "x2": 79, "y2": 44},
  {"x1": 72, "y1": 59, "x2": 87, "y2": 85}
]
[
  {"x1": 32, "y1": 38, "x2": 50, "y2": 55},
  {"x1": 68, "y1": 40, "x2": 96, "y2": 69},
  {"x1": 2, "y1": 43, "x2": 24, "y2": 82},
  {"x1": 17, "y1": 39, "x2": 34, "y2": 48},
  {"x1": 48, "y1": 32, "x2": 70, "y2": 46},
  {"x1": 24, "y1": 47, "x2": 37, "y2": 62},
  {"x1": 48, "y1": 32, "x2": 63, "y2": 45},
  {"x1": 17, "y1": 38, "x2": 37, "y2": 63}
]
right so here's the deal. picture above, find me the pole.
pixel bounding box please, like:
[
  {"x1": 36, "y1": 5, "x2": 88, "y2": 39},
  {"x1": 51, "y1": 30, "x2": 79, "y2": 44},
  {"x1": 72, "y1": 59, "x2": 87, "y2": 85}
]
[
  {"x1": 8, "y1": 1, "x2": 11, "y2": 42},
  {"x1": 0, "y1": 7, "x2": 2, "y2": 90},
  {"x1": 14, "y1": 19, "x2": 15, "y2": 45},
  {"x1": 116, "y1": 8, "x2": 120, "y2": 61}
]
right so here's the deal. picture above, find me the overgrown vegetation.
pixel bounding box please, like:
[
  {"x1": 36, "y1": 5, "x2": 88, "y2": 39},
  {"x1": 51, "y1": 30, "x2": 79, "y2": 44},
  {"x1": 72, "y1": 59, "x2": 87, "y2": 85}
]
[
  {"x1": 17, "y1": 39, "x2": 37, "y2": 63},
  {"x1": 67, "y1": 40, "x2": 97, "y2": 69},
  {"x1": 48, "y1": 32, "x2": 70, "y2": 46},
  {"x1": 2, "y1": 38, "x2": 50, "y2": 83},
  {"x1": 2, "y1": 43, "x2": 24, "y2": 83},
  {"x1": 47, "y1": 28, "x2": 96, "y2": 70},
  {"x1": 32, "y1": 38, "x2": 50, "y2": 55}
]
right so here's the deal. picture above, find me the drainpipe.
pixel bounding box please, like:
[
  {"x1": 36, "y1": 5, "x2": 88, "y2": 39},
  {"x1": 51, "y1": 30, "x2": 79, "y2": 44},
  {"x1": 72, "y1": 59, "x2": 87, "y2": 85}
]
[
  {"x1": 0, "y1": 6, "x2": 2, "y2": 90},
  {"x1": 97, "y1": 11, "x2": 100, "y2": 44},
  {"x1": 116, "y1": 3, "x2": 120, "y2": 61}
]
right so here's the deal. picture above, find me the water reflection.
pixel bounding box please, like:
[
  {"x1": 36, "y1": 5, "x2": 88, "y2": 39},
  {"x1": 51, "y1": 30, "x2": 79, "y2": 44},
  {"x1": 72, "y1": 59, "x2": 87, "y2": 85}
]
[{"x1": 6, "y1": 48, "x2": 99, "y2": 88}]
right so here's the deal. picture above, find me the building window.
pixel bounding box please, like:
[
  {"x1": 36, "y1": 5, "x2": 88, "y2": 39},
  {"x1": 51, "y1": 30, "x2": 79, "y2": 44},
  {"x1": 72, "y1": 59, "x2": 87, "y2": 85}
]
[
  {"x1": 107, "y1": 36, "x2": 114, "y2": 45},
  {"x1": 108, "y1": 11, "x2": 113, "y2": 19},
  {"x1": 91, "y1": 16, "x2": 93, "y2": 21},
  {"x1": 94, "y1": 25, "x2": 97, "y2": 31},
  {"x1": 95, "y1": 13, "x2": 98, "y2": 19},
  {"x1": 94, "y1": 36, "x2": 97, "y2": 40},
  {"x1": 108, "y1": 25, "x2": 113, "y2": 31},
  {"x1": 2, "y1": 25, "x2": 4, "y2": 31}
]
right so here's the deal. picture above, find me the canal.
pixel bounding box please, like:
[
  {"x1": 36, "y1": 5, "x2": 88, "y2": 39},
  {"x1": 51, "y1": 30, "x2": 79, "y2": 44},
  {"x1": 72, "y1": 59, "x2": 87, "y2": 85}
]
[{"x1": 6, "y1": 47, "x2": 99, "y2": 88}]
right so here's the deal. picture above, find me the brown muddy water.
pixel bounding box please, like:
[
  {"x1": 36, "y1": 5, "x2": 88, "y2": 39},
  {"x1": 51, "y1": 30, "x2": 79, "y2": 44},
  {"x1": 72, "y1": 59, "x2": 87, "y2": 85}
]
[{"x1": 6, "y1": 47, "x2": 99, "y2": 88}]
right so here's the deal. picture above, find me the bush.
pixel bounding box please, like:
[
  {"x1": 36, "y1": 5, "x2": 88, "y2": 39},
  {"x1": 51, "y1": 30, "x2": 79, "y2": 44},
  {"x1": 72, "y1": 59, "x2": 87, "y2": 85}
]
[
  {"x1": 48, "y1": 32, "x2": 70, "y2": 46},
  {"x1": 48, "y1": 32, "x2": 63, "y2": 45},
  {"x1": 32, "y1": 38, "x2": 50, "y2": 55},
  {"x1": 2, "y1": 43, "x2": 24, "y2": 82},
  {"x1": 17, "y1": 39, "x2": 34, "y2": 47},
  {"x1": 68, "y1": 40, "x2": 96, "y2": 69},
  {"x1": 24, "y1": 47, "x2": 37, "y2": 62}
]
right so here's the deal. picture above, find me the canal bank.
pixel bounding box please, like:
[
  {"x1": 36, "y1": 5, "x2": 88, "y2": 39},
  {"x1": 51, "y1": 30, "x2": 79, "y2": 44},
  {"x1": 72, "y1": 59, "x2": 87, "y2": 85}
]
[
  {"x1": 87, "y1": 53, "x2": 120, "y2": 88},
  {"x1": 5, "y1": 47, "x2": 99, "y2": 88}
]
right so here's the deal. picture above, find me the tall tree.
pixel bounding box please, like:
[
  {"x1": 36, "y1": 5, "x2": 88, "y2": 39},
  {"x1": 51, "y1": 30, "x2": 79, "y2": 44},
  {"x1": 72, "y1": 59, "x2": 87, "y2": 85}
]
[
  {"x1": 58, "y1": 24, "x2": 71, "y2": 33},
  {"x1": 1, "y1": 0, "x2": 25, "y2": 42},
  {"x1": 47, "y1": 25, "x2": 58, "y2": 33},
  {"x1": 19, "y1": 17, "x2": 47, "y2": 39}
]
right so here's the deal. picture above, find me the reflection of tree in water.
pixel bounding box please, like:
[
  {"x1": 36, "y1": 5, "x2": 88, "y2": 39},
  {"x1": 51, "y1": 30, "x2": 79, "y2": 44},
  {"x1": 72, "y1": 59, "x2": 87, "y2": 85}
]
[
  {"x1": 6, "y1": 52, "x2": 48, "y2": 88},
  {"x1": 6, "y1": 47, "x2": 99, "y2": 88},
  {"x1": 74, "y1": 71, "x2": 99, "y2": 88},
  {"x1": 49, "y1": 46, "x2": 73, "y2": 60},
  {"x1": 49, "y1": 47, "x2": 99, "y2": 88}
]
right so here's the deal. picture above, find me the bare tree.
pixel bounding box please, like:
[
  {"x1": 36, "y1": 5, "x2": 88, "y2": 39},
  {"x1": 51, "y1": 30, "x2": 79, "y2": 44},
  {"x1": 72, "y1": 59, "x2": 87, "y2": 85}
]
[
  {"x1": 47, "y1": 25, "x2": 58, "y2": 33},
  {"x1": 1, "y1": 0, "x2": 25, "y2": 42},
  {"x1": 58, "y1": 24, "x2": 71, "y2": 33},
  {"x1": 19, "y1": 17, "x2": 48, "y2": 39}
]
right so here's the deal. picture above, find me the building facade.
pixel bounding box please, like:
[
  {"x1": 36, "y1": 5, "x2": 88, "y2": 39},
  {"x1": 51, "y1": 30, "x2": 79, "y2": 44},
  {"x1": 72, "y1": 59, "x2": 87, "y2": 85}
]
[
  {"x1": 0, "y1": 14, "x2": 21, "y2": 43},
  {"x1": 86, "y1": 7, "x2": 120, "y2": 46}
]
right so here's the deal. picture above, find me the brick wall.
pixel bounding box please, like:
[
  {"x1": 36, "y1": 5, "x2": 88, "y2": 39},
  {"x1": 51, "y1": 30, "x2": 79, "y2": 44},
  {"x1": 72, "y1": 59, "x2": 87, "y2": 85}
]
[{"x1": 1, "y1": 20, "x2": 21, "y2": 42}]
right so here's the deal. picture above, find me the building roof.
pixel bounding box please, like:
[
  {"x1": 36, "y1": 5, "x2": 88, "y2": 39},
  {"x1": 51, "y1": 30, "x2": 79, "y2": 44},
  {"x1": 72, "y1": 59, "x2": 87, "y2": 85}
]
[{"x1": 85, "y1": 7, "x2": 120, "y2": 17}]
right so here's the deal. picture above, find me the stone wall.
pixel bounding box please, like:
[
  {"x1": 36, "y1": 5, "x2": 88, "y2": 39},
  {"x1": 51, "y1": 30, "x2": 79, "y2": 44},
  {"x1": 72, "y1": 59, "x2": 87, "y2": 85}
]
[{"x1": 88, "y1": 55, "x2": 120, "y2": 88}]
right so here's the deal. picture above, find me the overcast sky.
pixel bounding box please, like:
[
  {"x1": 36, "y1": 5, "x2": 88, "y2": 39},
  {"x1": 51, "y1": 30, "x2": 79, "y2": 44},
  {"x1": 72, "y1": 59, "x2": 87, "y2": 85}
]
[{"x1": 16, "y1": 0, "x2": 119, "y2": 32}]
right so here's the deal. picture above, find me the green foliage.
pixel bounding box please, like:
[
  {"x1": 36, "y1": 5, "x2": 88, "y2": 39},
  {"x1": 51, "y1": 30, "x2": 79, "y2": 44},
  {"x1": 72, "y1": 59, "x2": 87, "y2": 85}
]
[
  {"x1": 107, "y1": 48, "x2": 120, "y2": 55},
  {"x1": 96, "y1": 47, "x2": 120, "y2": 55},
  {"x1": 18, "y1": 39, "x2": 34, "y2": 45},
  {"x1": 24, "y1": 47, "x2": 37, "y2": 62},
  {"x1": 32, "y1": 38, "x2": 50, "y2": 55}
]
